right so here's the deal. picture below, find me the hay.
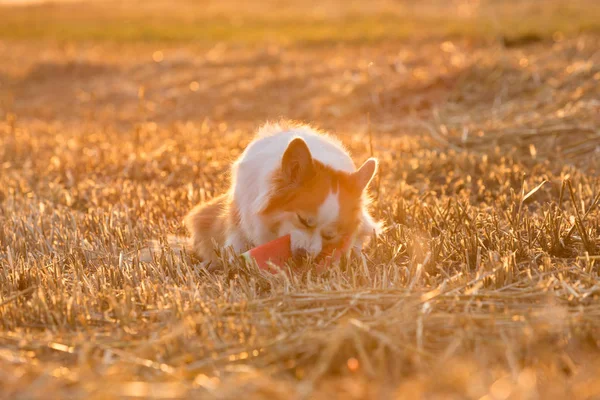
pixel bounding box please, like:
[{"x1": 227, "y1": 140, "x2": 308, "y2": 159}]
[{"x1": 0, "y1": 14, "x2": 600, "y2": 400}]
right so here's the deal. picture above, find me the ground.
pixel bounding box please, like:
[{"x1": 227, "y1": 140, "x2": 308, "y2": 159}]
[{"x1": 1, "y1": 1, "x2": 600, "y2": 399}]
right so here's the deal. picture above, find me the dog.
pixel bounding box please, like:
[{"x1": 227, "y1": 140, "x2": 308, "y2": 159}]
[{"x1": 184, "y1": 121, "x2": 381, "y2": 265}]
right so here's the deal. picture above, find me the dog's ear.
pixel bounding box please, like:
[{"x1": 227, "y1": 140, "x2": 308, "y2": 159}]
[
  {"x1": 353, "y1": 158, "x2": 378, "y2": 191},
  {"x1": 281, "y1": 137, "x2": 314, "y2": 184}
]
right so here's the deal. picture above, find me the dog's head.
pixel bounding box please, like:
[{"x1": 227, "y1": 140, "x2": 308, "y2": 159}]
[{"x1": 261, "y1": 137, "x2": 377, "y2": 259}]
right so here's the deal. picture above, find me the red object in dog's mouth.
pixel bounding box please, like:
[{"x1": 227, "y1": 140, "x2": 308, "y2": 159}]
[
  {"x1": 240, "y1": 234, "x2": 292, "y2": 273},
  {"x1": 241, "y1": 234, "x2": 351, "y2": 273}
]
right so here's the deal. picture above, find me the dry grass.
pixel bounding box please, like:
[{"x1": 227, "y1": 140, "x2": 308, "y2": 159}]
[{"x1": 1, "y1": 1, "x2": 600, "y2": 399}]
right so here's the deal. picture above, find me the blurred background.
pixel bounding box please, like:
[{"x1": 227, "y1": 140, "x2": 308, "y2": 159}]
[
  {"x1": 2, "y1": 0, "x2": 599, "y2": 166},
  {"x1": 1, "y1": 0, "x2": 598, "y2": 139},
  {"x1": 2, "y1": 2, "x2": 600, "y2": 399}
]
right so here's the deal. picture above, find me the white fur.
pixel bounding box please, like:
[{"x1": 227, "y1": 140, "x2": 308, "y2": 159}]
[
  {"x1": 268, "y1": 191, "x2": 343, "y2": 258},
  {"x1": 228, "y1": 122, "x2": 379, "y2": 256},
  {"x1": 288, "y1": 227, "x2": 323, "y2": 258},
  {"x1": 318, "y1": 191, "x2": 340, "y2": 226}
]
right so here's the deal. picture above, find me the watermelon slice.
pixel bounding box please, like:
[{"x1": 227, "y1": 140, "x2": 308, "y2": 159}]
[
  {"x1": 241, "y1": 234, "x2": 352, "y2": 274},
  {"x1": 241, "y1": 234, "x2": 292, "y2": 272}
]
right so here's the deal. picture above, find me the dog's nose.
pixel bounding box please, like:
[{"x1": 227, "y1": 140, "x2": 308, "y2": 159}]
[{"x1": 293, "y1": 248, "x2": 309, "y2": 260}]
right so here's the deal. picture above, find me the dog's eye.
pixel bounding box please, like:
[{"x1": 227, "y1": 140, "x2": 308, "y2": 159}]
[
  {"x1": 322, "y1": 232, "x2": 336, "y2": 241},
  {"x1": 297, "y1": 214, "x2": 313, "y2": 228}
]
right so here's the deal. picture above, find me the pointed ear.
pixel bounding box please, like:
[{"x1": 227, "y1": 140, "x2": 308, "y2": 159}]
[
  {"x1": 281, "y1": 137, "x2": 314, "y2": 184},
  {"x1": 353, "y1": 158, "x2": 378, "y2": 191}
]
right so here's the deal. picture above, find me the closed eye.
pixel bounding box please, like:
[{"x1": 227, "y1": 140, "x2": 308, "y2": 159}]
[
  {"x1": 297, "y1": 214, "x2": 312, "y2": 228},
  {"x1": 322, "y1": 232, "x2": 336, "y2": 241}
]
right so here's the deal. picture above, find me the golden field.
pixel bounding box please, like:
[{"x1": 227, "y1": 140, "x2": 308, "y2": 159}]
[{"x1": 1, "y1": 1, "x2": 600, "y2": 398}]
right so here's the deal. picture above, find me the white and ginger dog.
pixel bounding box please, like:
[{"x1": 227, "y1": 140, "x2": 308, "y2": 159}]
[{"x1": 184, "y1": 121, "x2": 381, "y2": 265}]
